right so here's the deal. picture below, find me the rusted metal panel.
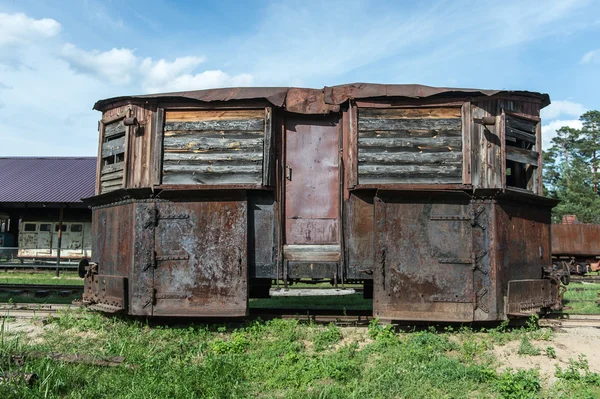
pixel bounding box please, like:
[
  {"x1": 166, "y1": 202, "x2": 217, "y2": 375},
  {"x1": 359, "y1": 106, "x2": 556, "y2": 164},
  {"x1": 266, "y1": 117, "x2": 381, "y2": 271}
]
[
  {"x1": 130, "y1": 203, "x2": 155, "y2": 315},
  {"x1": 357, "y1": 107, "x2": 463, "y2": 184},
  {"x1": 248, "y1": 193, "x2": 277, "y2": 278},
  {"x1": 285, "y1": 114, "x2": 339, "y2": 245},
  {"x1": 345, "y1": 191, "x2": 375, "y2": 279},
  {"x1": 493, "y1": 199, "x2": 552, "y2": 318},
  {"x1": 506, "y1": 279, "x2": 555, "y2": 316},
  {"x1": 162, "y1": 109, "x2": 265, "y2": 185},
  {"x1": 552, "y1": 224, "x2": 600, "y2": 256},
  {"x1": 373, "y1": 192, "x2": 478, "y2": 322},
  {"x1": 151, "y1": 195, "x2": 248, "y2": 317}
]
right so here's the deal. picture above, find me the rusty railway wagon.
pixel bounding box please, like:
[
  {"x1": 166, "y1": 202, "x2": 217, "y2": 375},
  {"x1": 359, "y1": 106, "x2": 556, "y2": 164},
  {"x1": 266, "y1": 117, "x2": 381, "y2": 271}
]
[
  {"x1": 552, "y1": 219, "x2": 600, "y2": 275},
  {"x1": 81, "y1": 83, "x2": 563, "y2": 321}
]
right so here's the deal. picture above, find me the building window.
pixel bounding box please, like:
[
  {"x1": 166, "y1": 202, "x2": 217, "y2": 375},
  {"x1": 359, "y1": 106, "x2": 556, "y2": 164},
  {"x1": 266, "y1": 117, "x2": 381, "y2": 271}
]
[
  {"x1": 71, "y1": 224, "x2": 83, "y2": 232},
  {"x1": 39, "y1": 224, "x2": 51, "y2": 232},
  {"x1": 23, "y1": 223, "x2": 36, "y2": 232}
]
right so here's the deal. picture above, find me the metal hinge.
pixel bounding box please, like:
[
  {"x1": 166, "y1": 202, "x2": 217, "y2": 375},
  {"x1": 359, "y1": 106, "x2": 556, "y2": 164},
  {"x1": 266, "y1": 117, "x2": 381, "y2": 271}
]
[
  {"x1": 155, "y1": 254, "x2": 189, "y2": 261},
  {"x1": 475, "y1": 288, "x2": 489, "y2": 313},
  {"x1": 472, "y1": 250, "x2": 488, "y2": 274}
]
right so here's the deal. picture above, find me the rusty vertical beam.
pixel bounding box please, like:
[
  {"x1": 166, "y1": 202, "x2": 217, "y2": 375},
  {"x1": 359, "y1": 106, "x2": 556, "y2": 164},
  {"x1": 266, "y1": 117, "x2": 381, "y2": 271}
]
[{"x1": 55, "y1": 204, "x2": 63, "y2": 277}]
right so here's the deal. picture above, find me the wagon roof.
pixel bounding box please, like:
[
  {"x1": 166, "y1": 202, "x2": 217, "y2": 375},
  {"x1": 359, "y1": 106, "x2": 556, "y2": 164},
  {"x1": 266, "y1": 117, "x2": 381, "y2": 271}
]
[
  {"x1": 93, "y1": 83, "x2": 550, "y2": 113},
  {"x1": 0, "y1": 157, "x2": 96, "y2": 203}
]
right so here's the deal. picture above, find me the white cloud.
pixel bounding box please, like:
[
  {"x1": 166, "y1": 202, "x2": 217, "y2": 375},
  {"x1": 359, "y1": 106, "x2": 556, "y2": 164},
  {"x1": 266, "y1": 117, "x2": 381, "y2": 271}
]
[
  {"x1": 0, "y1": 12, "x2": 61, "y2": 47},
  {"x1": 541, "y1": 119, "x2": 583, "y2": 150},
  {"x1": 541, "y1": 100, "x2": 586, "y2": 119},
  {"x1": 139, "y1": 56, "x2": 205, "y2": 92},
  {"x1": 581, "y1": 49, "x2": 600, "y2": 64},
  {"x1": 143, "y1": 69, "x2": 253, "y2": 93},
  {"x1": 61, "y1": 43, "x2": 138, "y2": 85}
]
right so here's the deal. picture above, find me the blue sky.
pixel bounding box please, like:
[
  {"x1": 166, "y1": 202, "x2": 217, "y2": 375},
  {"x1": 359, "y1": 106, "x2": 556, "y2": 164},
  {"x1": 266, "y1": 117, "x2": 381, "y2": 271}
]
[{"x1": 0, "y1": 0, "x2": 599, "y2": 155}]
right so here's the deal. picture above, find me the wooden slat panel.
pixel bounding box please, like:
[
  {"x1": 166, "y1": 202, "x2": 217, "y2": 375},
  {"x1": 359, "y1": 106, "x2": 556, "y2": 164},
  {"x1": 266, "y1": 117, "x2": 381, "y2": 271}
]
[
  {"x1": 506, "y1": 116, "x2": 536, "y2": 133},
  {"x1": 358, "y1": 118, "x2": 461, "y2": 131},
  {"x1": 100, "y1": 170, "x2": 124, "y2": 182},
  {"x1": 506, "y1": 146, "x2": 539, "y2": 165},
  {"x1": 359, "y1": 152, "x2": 462, "y2": 165},
  {"x1": 164, "y1": 130, "x2": 263, "y2": 139},
  {"x1": 162, "y1": 172, "x2": 262, "y2": 185},
  {"x1": 163, "y1": 135, "x2": 263, "y2": 152},
  {"x1": 359, "y1": 164, "x2": 462, "y2": 177},
  {"x1": 104, "y1": 120, "x2": 126, "y2": 138},
  {"x1": 163, "y1": 164, "x2": 262, "y2": 174},
  {"x1": 358, "y1": 136, "x2": 462, "y2": 150},
  {"x1": 102, "y1": 136, "x2": 125, "y2": 157},
  {"x1": 506, "y1": 127, "x2": 536, "y2": 144},
  {"x1": 101, "y1": 162, "x2": 124, "y2": 175},
  {"x1": 358, "y1": 129, "x2": 462, "y2": 139},
  {"x1": 164, "y1": 152, "x2": 263, "y2": 162},
  {"x1": 360, "y1": 107, "x2": 462, "y2": 118},
  {"x1": 165, "y1": 120, "x2": 264, "y2": 132},
  {"x1": 461, "y1": 102, "x2": 471, "y2": 185},
  {"x1": 165, "y1": 109, "x2": 264, "y2": 122},
  {"x1": 263, "y1": 107, "x2": 272, "y2": 186}
]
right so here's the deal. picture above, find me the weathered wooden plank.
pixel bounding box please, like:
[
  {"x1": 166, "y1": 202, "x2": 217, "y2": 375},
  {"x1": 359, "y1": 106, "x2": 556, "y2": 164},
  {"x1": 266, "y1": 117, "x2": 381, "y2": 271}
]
[
  {"x1": 162, "y1": 172, "x2": 262, "y2": 185},
  {"x1": 164, "y1": 152, "x2": 263, "y2": 162},
  {"x1": 104, "y1": 121, "x2": 126, "y2": 138},
  {"x1": 163, "y1": 164, "x2": 262, "y2": 174},
  {"x1": 358, "y1": 118, "x2": 461, "y2": 132},
  {"x1": 100, "y1": 179, "x2": 122, "y2": 190},
  {"x1": 101, "y1": 137, "x2": 125, "y2": 158},
  {"x1": 100, "y1": 170, "x2": 124, "y2": 182},
  {"x1": 359, "y1": 176, "x2": 462, "y2": 184},
  {"x1": 358, "y1": 129, "x2": 462, "y2": 139},
  {"x1": 165, "y1": 119, "x2": 264, "y2": 132},
  {"x1": 358, "y1": 136, "x2": 462, "y2": 150},
  {"x1": 506, "y1": 127, "x2": 536, "y2": 144},
  {"x1": 165, "y1": 109, "x2": 264, "y2": 122},
  {"x1": 163, "y1": 159, "x2": 261, "y2": 168},
  {"x1": 461, "y1": 102, "x2": 471, "y2": 185},
  {"x1": 163, "y1": 136, "x2": 263, "y2": 152},
  {"x1": 349, "y1": 103, "x2": 358, "y2": 189},
  {"x1": 153, "y1": 108, "x2": 165, "y2": 186},
  {"x1": 358, "y1": 151, "x2": 462, "y2": 165},
  {"x1": 506, "y1": 116, "x2": 536, "y2": 134},
  {"x1": 359, "y1": 107, "x2": 462, "y2": 119},
  {"x1": 506, "y1": 146, "x2": 539, "y2": 165},
  {"x1": 358, "y1": 164, "x2": 462, "y2": 176},
  {"x1": 263, "y1": 107, "x2": 272, "y2": 186},
  {"x1": 164, "y1": 130, "x2": 264, "y2": 139},
  {"x1": 102, "y1": 135, "x2": 125, "y2": 151},
  {"x1": 101, "y1": 161, "x2": 124, "y2": 175}
]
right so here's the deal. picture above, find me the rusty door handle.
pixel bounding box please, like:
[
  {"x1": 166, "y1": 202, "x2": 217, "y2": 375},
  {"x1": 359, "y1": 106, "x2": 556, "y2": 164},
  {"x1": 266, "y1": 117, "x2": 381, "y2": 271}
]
[{"x1": 285, "y1": 165, "x2": 292, "y2": 180}]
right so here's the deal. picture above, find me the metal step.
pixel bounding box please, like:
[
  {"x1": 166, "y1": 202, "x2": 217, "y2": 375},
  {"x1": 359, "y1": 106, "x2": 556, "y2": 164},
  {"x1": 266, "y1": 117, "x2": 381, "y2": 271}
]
[{"x1": 270, "y1": 288, "x2": 355, "y2": 297}]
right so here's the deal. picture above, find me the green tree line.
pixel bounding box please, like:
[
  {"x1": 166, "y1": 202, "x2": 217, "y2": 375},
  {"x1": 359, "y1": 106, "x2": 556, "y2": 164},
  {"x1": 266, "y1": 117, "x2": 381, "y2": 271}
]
[{"x1": 543, "y1": 110, "x2": 600, "y2": 223}]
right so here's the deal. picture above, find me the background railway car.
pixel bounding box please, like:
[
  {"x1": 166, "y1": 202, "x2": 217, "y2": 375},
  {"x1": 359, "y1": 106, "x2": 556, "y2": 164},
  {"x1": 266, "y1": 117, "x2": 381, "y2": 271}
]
[
  {"x1": 552, "y1": 216, "x2": 600, "y2": 275},
  {"x1": 18, "y1": 220, "x2": 92, "y2": 261},
  {"x1": 81, "y1": 83, "x2": 565, "y2": 321}
]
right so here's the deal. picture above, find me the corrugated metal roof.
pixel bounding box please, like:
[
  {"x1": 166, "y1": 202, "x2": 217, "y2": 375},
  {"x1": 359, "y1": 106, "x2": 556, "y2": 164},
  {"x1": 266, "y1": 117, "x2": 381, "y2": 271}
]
[
  {"x1": 0, "y1": 157, "x2": 96, "y2": 203},
  {"x1": 94, "y1": 83, "x2": 551, "y2": 113}
]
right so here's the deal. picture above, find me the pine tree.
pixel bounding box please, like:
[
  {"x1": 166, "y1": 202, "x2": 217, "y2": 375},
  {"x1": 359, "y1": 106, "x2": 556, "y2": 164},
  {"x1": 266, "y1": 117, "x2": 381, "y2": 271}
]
[{"x1": 542, "y1": 112, "x2": 600, "y2": 223}]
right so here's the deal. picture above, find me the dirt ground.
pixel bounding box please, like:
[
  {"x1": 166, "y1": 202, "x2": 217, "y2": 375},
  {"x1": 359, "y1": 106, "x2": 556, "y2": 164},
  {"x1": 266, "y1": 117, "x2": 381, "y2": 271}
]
[{"x1": 492, "y1": 327, "x2": 600, "y2": 382}]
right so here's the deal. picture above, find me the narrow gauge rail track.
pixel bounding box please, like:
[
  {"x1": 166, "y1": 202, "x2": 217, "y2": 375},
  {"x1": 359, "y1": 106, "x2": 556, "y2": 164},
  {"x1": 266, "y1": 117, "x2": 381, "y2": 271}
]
[
  {"x1": 0, "y1": 284, "x2": 84, "y2": 296},
  {"x1": 2, "y1": 303, "x2": 600, "y2": 329}
]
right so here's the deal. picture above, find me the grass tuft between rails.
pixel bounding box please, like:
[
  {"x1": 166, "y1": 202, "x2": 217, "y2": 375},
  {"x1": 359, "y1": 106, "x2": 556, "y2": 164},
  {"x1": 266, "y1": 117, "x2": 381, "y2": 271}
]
[{"x1": 0, "y1": 313, "x2": 599, "y2": 398}]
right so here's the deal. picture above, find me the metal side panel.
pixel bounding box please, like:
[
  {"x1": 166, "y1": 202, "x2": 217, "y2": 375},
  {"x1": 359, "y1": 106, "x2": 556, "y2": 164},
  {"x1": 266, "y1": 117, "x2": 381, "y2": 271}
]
[
  {"x1": 506, "y1": 279, "x2": 555, "y2": 316},
  {"x1": 130, "y1": 203, "x2": 155, "y2": 315},
  {"x1": 373, "y1": 194, "x2": 476, "y2": 322},
  {"x1": 152, "y1": 196, "x2": 248, "y2": 317}
]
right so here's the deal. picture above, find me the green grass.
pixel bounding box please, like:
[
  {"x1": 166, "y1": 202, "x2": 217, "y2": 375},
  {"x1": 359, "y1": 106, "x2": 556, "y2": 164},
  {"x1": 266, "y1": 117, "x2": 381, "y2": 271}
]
[
  {"x1": 0, "y1": 292, "x2": 80, "y2": 305},
  {"x1": 1, "y1": 313, "x2": 598, "y2": 398},
  {"x1": 0, "y1": 271, "x2": 83, "y2": 286},
  {"x1": 562, "y1": 283, "x2": 600, "y2": 314}
]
